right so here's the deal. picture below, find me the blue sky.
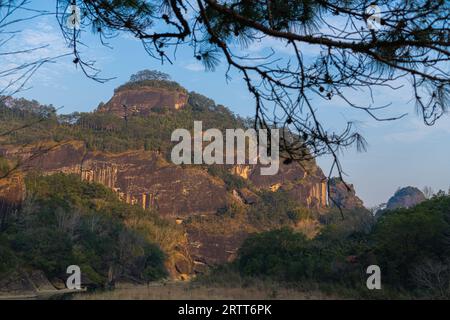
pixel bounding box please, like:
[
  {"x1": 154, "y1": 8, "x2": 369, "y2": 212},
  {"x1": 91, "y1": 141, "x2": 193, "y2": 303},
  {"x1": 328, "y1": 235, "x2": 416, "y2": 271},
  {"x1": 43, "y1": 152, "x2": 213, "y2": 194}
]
[{"x1": 2, "y1": 3, "x2": 450, "y2": 207}]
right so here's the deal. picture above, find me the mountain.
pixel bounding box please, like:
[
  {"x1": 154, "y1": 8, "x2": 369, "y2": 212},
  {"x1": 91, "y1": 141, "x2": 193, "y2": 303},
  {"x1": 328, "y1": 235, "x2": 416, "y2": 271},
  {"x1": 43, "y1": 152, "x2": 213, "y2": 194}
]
[
  {"x1": 328, "y1": 177, "x2": 365, "y2": 210},
  {"x1": 97, "y1": 80, "x2": 189, "y2": 117},
  {"x1": 386, "y1": 186, "x2": 426, "y2": 210},
  {"x1": 0, "y1": 76, "x2": 367, "y2": 282}
]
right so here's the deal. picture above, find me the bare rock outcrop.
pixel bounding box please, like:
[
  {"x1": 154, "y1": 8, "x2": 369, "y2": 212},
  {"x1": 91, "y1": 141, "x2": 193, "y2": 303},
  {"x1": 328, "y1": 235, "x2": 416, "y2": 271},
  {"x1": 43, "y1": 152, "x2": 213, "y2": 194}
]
[
  {"x1": 97, "y1": 84, "x2": 188, "y2": 117},
  {"x1": 328, "y1": 177, "x2": 365, "y2": 210},
  {"x1": 386, "y1": 186, "x2": 426, "y2": 210}
]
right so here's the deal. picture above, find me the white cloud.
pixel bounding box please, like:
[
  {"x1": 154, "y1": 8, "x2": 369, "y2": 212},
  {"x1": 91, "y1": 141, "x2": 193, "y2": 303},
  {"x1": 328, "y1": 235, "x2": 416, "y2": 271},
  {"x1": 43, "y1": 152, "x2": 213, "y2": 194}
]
[{"x1": 0, "y1": 14, "x2": 119, "y2": 94}]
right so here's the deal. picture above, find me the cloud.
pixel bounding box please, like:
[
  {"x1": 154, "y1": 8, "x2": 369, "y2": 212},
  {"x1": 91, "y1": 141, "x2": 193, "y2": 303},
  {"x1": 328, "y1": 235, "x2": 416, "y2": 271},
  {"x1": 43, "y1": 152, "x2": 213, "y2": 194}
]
[{"x1": 0, "y1": 18, "x2": 73, "y2": 91}]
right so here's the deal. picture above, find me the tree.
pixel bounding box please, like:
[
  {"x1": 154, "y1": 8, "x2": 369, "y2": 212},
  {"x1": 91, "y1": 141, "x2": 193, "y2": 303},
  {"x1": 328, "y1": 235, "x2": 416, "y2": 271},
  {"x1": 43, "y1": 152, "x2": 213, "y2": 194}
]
[
  {"x1": 0, "y1": 1, "x2": 69, "y2": 181},
  {"x1": 412, "y1": 258, "x2": 450, "y2": 298},
  {"x1": 434, "y1": 189, "x2": 447, "y2": 198},
  {"x1": 423, "y1": 186, "x2": 435, "y2": 199},
  {"x1": 129, "y1": 69, "x2": 171, "y2": 82},
  {"x1": 372, "y1": 196, "x2": 450, "y2": 287},
  {"x1": 52, "y1": 0, "x2": 449, "y2": 181},
  {"x1": 0, "y1": 0, "x2": 448, "y2": 199}
]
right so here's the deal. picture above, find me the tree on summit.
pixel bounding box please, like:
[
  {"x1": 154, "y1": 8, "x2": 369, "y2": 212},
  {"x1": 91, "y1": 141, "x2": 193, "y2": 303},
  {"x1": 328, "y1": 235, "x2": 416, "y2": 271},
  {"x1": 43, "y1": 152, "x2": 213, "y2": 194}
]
[{"x1": 129, "y1": 70, "x2": 171, "y2": 82}]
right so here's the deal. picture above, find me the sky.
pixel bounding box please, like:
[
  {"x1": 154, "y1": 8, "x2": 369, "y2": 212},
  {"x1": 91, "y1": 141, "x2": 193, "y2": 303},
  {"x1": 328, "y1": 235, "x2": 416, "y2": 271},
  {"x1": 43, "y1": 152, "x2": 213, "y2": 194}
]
[{"x1": 1, "y1": 2, "x2": 449, "y2": 208}]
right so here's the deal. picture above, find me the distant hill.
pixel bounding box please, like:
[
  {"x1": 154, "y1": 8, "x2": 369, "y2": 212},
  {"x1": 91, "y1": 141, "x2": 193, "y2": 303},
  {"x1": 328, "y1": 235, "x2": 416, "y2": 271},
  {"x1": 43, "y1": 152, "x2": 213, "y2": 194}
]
[{"x1": 386, "y1": 186, "x2": 426, "y2": 210}]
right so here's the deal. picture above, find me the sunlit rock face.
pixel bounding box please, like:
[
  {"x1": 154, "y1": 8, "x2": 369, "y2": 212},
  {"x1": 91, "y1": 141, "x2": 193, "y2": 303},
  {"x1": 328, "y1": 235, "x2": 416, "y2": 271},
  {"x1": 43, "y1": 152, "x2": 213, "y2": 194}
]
[
  {"x1": 231, "y1": 165, "x2": 251, "y2": 179},
  {"x1": 0, "y1": 174, "x2": 25, "y2": 209},
  {"x1": 97, "y1": 86, "x2": 188, "y2": 117},
  {"x1": 246, "y1": 161, "x2": 328, "y2": 209}
]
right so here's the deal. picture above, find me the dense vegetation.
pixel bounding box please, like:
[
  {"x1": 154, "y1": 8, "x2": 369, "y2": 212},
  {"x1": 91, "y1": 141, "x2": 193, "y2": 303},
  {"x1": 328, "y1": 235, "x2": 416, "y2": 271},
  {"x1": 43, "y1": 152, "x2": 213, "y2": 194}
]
[
  {"x1": 115, "y1": 79, "x2": 185, "y2": 93},
  {"x1": 185, "y1": 187, "x2": 335, "y2": 238},
  {"x1": 205, "y1": 195, "x2": 450, "y2": 299},
  {"x1": 0, "y1": 174, "x2": 184, "y2": 287}
]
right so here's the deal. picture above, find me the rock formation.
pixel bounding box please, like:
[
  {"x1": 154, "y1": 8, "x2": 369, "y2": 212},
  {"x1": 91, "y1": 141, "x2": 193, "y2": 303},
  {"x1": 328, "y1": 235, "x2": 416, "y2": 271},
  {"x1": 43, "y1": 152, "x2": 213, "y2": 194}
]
[
  {"x1": 328, "y1": 177, "x2": 365, "y2": 209},
  {"x1": 386, "y1": 186, "x2": 426, "y2": 210},
  {"x1": 97, "y1": 82, "x2": 188, "y2": 117}
]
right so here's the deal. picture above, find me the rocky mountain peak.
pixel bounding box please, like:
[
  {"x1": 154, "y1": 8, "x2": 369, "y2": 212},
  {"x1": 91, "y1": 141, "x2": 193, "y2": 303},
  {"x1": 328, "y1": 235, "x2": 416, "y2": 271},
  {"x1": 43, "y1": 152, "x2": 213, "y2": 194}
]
[
  {"x1": 328, "y1": 177, "x2": 365, "y2": 210},
  {"x1": 97, "y1": 71, "x2": 188, "y2": 117},
  {"x1": 386, "y1": 186, "x2": 426, "y2": 210}
]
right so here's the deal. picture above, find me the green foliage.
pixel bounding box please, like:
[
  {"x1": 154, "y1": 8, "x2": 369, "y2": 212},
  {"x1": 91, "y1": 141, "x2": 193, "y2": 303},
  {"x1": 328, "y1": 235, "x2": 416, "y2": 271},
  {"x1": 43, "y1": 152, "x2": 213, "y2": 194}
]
[
  {"x1": 237, "y1": 228, "x2": 366, "y2": 285},
  {"x1": 0, "y1": 174, "x2": 170, "y2": 287},
  {"x1": 0, "y1": 98, "x2": 58, "y2": 144},
  {"x1": 11, "y1": 228, "x2": 74, "y2": 278},
  {"x1": 0, "y1": 235, "x2": 18, "y2": 274},
  {"x1": 287, "y1": 207, "x2": 309, "y2": 223},
  {"x1": 189, "y1": 92, "x2": 245, "y2": 130},
  {"x1": 0, "y1": 91, "x2": 244, "y2": 158},
  {"x1": 248, "y1": 190, "x2": 308, "y2": 228},
  {"x1": 129, "y1": 70, "x2": 171, "y2": 82},
  {"x1": 0, "y1": 156, "x2": 10, "y2": 176},
  {"x1": 238, "y1": 228, "x2": 309, "y2": 279},
  {"x1": 233, "y1": 195, "x2": 450, "y2": 298},
  {"x1": 116, "y1": 79, "x2": 184, "y2": 93},
  {"x1": 320, "y1": 207, "x2": 374, "y2": 237}
]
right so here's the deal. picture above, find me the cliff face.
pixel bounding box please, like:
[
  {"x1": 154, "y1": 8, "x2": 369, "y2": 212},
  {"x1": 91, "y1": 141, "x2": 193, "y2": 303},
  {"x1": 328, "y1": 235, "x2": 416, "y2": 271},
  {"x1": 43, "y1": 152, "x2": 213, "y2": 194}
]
[
  {"x1": 97, "y1": 86, "x2": 188, "y2": 117},
  {"x1": 2, "y1": 142, "x2": 228, "y2": 219},
  {"x1": 234, "y1": 162, "x2": 328, "y2": 209},
  {"x1": 0, "y1": 81, "x2": 365, "y2": 277},
  {"x1": 328, "y1": 177, "x2": 365, "y2": 210},
  {"x1": 2, "y1": 144, "x2": 329, "y2": 219}
]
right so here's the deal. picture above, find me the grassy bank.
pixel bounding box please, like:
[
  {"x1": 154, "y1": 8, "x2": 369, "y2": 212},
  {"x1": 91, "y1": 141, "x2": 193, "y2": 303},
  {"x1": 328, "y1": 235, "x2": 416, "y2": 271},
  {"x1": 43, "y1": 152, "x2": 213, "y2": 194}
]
[{"x1": 74, "y1": 281, "x2": 338, "y2": 300}]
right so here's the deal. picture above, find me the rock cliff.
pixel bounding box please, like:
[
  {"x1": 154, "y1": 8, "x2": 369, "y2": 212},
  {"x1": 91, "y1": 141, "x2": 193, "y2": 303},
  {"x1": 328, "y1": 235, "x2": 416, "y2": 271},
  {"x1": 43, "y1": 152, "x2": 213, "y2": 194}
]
[
  {"x1": 386, "y1": 186, "x2": 426, "y2": 210},
  {"x1": 328, "y1": 177, "x2": 365, "y2": 210}
]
